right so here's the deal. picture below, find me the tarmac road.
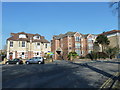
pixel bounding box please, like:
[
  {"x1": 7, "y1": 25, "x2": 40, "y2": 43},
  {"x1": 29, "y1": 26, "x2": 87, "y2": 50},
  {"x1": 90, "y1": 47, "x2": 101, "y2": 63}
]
[{"x1": 2, "y1": 60, "x2": 120, "y2": 88}]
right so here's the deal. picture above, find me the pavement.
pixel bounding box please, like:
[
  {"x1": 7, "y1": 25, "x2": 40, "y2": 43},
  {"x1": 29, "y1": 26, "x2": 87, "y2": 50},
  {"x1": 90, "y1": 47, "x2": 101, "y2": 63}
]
[{"x1": 1, "y1": 59, "x2": 120, "y2": 88}]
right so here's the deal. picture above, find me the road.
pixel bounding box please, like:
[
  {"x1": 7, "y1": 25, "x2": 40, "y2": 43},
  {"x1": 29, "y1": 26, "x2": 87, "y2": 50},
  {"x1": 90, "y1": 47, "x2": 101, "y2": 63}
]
[{"x1": 2, "y1": 60, "x2": 120, "y2": 88}]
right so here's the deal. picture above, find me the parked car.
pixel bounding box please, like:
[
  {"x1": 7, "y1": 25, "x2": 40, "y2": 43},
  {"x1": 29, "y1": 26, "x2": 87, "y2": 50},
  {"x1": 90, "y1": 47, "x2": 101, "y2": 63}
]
[
  {"x1": 25, "y1": 57, "x2": 44, "y2": 64},
  {"x1": 6, "y1": 58, "x2": 23, "y2": 65}
]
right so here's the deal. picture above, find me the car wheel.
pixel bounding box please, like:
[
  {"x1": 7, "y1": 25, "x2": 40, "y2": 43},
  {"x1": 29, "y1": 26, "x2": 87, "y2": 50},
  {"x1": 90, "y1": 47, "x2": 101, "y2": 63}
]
[
  {"x1": 6, "y1": 62, "x2": 9, "y2": 65},
  {"x1": 26, "y1": 62, "x2": 29, "y2": 65},
  {"x1": 16, "y1": 62, "x2": 19, "y2": 65},
  {"x1": 38, "y1": 61, "x2": 41, "y2": 64},
  {"x1": 41, "y1": 61, "x2": 44, "y2": 64}
]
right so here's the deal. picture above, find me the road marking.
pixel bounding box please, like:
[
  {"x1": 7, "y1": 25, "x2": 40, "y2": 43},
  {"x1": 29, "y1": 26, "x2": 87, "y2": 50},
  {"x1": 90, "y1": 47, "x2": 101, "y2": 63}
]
[{"x1": 99, "y1": 72, "x2": 119, "y2": 89}]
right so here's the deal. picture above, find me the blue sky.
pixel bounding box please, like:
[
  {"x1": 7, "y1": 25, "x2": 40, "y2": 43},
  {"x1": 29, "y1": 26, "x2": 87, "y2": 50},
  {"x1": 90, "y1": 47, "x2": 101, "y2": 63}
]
[{"x1": 2, "y1": 2, "x2": 118, "y2": 49}]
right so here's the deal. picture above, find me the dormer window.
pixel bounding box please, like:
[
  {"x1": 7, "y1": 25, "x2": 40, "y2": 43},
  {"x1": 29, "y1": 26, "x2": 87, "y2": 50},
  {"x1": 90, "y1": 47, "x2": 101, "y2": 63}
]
[
  {"x1": 19, "y1": 34, "x2": 26, "y2": 38},
  {"x1": 33, "y1": 36, "x2": 40, "y2": 39}
]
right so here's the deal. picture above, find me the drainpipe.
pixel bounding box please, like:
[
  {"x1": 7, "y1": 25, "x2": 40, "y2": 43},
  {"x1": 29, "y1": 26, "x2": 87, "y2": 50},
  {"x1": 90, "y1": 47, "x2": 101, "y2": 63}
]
[{"x1": 30, "y1": 38, "x2": 32, "y2": 58}]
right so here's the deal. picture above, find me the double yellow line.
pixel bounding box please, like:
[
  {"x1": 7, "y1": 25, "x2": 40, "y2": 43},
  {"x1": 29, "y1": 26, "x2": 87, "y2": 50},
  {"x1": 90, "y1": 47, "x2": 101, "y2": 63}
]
[{"x1": 99, "y1": 72, "x2": 119, "y2": 89}]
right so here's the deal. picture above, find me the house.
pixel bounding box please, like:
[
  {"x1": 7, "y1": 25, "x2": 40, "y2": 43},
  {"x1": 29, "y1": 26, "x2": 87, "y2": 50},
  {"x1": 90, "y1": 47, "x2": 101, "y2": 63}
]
[
  {"x1": 100, "y1": 30, "x2": 120, "y2": 58},
  {"x1": 6, "y1": 32, "x2": 51, "y2": 60},
  {"x1": 51, "y1": 32, "x2": 97, "y2": 60},
  {"x1": 100, "y1": 30, "x2": 120, "y2": 48}
]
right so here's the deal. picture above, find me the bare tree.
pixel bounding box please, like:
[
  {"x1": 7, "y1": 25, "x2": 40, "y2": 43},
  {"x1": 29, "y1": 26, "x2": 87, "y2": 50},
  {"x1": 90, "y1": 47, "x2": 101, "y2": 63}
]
[{"x1": 109, "y1": 1, "x2": 120, "y2": 29}]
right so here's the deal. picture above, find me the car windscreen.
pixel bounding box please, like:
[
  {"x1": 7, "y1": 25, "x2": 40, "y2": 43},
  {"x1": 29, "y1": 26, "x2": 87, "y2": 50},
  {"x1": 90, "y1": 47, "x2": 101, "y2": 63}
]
[{"x1": 38, "y1": 57, "x2": 41, "y2": 59}]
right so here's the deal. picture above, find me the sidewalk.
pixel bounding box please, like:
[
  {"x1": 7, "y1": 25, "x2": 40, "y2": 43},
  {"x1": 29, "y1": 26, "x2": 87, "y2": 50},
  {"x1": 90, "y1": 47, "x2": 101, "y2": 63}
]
[{"x1": 73, "y1": 58, "x2": 120, "y2": 64}]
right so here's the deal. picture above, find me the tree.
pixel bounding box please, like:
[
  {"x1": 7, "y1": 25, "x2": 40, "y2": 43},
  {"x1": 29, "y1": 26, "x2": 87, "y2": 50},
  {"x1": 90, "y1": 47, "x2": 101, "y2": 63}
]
[
  {"x1": 67, "y1": 52, "x2": 78, "y2": 61},
  {"x1": 93, "y1": 42, "x2": 100, "y2": 52},
  {"x1": 109, "y1": 1, "x2": 120, "y2": 11},
  {"x1": 95, "y1": 35, "x2": 110, "y2": 52},
  {"x1": 105, "y1": 47, "x2": 119, "y2": 59},
  {"x1": 109, "y1": 1, "x2": 120, "y2": 29}
]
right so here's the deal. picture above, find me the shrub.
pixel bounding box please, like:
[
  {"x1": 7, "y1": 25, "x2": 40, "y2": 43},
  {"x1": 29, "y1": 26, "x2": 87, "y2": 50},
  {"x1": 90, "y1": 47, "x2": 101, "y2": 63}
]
[
  {"x1": 67, "y1": 52, "x2": 78, "y2": 60},
  {"x1": 85, "y1": 52, "x2": 108, "y2": 60}
]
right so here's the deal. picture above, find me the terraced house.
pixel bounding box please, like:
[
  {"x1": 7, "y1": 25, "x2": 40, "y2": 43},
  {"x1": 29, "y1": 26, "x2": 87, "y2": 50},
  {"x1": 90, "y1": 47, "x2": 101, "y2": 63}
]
[
  {"x1": 7, "y1": 32, "x2": 50, "y2": 59},
  {"x1": 51, "y1": 32, "x2": 97, "y2": 60}
]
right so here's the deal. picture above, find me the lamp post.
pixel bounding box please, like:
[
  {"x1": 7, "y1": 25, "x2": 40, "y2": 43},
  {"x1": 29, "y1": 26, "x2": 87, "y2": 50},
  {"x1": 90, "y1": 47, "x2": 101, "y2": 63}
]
[{"x1": 118, "y1": 1, "x2": 120, "y2": 74}]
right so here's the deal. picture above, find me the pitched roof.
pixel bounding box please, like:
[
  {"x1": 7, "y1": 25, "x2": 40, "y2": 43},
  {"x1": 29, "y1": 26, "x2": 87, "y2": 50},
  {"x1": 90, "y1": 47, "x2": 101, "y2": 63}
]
[
  {"x1": 65, "y1": 32, "x2": 76, "y2": 36},
  {"x1": 7, "y1": 32, "x2": 50, "y2": 43},
  {"x1": 53, "y1": 32, "x2": 77, "y2": 39},
  {"x1": 99, "y1": 30, "x2": 120, "y2": 35},
  {"x1": 83, "y1": 34, "x2": 97, "y2": 38}
]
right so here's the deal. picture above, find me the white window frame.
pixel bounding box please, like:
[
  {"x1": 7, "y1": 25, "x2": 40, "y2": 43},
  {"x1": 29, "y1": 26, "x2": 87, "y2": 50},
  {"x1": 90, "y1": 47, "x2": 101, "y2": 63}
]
[
  {"x1": 33, "y1": 36, "x2": 40, "y2": 39},
  {"x1": 75, "y1": 37, "x2": 80, "y2": 41},
  {"x1": 19, "y1": 34, "x2": 26, "y2": 38},
  {"x1": 45, "y1": 43, "x2": 47, "y2": 48},
  {"x1": 10, "y1": 41, "x2": 13, "y2": 47},
  {"x1": 22, "y1": 41, "x2": 25, "y2": 47}
]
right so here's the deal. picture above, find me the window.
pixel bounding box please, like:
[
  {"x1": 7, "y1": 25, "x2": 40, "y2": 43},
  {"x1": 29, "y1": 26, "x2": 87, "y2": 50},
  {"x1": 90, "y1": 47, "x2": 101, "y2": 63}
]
[
  {"x1": 75, "y1": 50, "x2": 81, "y2": 56},
  {"x1": 45, "y1": 44, "x2": 47, "y2": 48},
  {"x1": 88, "y1": 38, "x2": 92, "y2": 43},
  {"x1": 19, "y1": 34, "x2": 26, "y2": 38},
  {"x1": 37, "y1": 43, "x2": 40, "y2": 46},
  {"x1": 10, "y1": 41, "x2": 13, "y2": 47},
  {"x1": 88, "y1": 50, "x2": 91, "y2": 53},
  {"x1": 82, "y1": 51, "x2": 84, "y2": 54},
  {"x1": 69, "y1": 47, "x2": 72, "y2": 49},
  {"x1": 88, "y1": 44, "x2": 93, "y2": 49},
  {"x1": 22, "y1": 41, "x2": 25, "y2": 47},
  {"x1": 34, "y1": 36, "x2": 40, "y2": 39},
  {"x1": 75, "y1": 43, "x2": 81, "y2": 48},
  {"x1": 38, "y1": 57, "x2": 41, "y2": 59},
  {"x1": 19, "y1": 41, "x2": 20, "y2": 47},
  {"x1": 75, "y1": 37, "x2": 80, "y2": 41}
]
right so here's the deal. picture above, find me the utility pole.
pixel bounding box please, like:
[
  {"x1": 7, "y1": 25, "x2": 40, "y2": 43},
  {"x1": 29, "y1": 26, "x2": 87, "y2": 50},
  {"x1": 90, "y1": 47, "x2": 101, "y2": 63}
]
[
  {"x1": 118, "y1": 1, "x2": 120, "y2": 74},
  {"x1": 116, "y1": 0, "x2": 119, "y2": 56},
  {"x1": 118, "y1": 1, "x2": 120, "y2": 30}
]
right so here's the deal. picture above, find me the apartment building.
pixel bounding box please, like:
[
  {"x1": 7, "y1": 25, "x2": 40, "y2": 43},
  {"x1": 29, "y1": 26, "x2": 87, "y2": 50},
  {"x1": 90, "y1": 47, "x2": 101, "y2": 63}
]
[
  {"x1": 7, "y1": 32, "x2": 50, "y2": 59},
  {"x1": 51, "y1": 32, "x2": 97, "y2": 60},
  {"x1": 83, "y1": 34, "x2": 97, "y2": 55},
  {"x1": 100, "y1": 30, "x2": 120, "y2": 48},
  {"x1": 100, "y1": 30, "x2": 120, "y2": 58}
]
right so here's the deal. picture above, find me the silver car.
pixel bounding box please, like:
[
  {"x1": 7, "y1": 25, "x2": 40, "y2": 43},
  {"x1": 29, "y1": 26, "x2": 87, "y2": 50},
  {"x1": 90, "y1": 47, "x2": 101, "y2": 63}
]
[{"x1": 25, "y1": 57, "x2": 44, "y2": 64}]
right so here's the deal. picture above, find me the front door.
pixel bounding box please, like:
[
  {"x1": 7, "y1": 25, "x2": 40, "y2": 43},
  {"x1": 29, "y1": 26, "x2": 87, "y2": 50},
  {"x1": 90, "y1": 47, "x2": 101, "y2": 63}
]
[
  {"x1": 9, "y1": 55, "x2": 12, "y2": 60},
  {"x1": 21, "y1": 52, "x2": 25, "y2": 59},
  {"x1": 9, "y1": 52, "x2": 13, "y2": 60}
]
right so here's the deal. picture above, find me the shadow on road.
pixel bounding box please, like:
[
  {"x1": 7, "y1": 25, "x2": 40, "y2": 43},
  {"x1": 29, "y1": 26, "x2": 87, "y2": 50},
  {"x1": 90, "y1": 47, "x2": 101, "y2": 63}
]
[
  {"x1": 95, "y1": 60, "x2": 120, "y2": 64},
  {"x1": 2, "y1": 64, "x2": 94, "y2": 88},
  {"x1": 70, "y1": 62, "x2": 119, "y2": 81}
]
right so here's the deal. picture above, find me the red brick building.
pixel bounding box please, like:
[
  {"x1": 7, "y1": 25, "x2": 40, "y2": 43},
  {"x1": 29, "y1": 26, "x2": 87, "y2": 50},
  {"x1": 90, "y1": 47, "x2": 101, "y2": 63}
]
[{"x1": 51, "y1": 32, "x2": 97, "y2": 60}]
